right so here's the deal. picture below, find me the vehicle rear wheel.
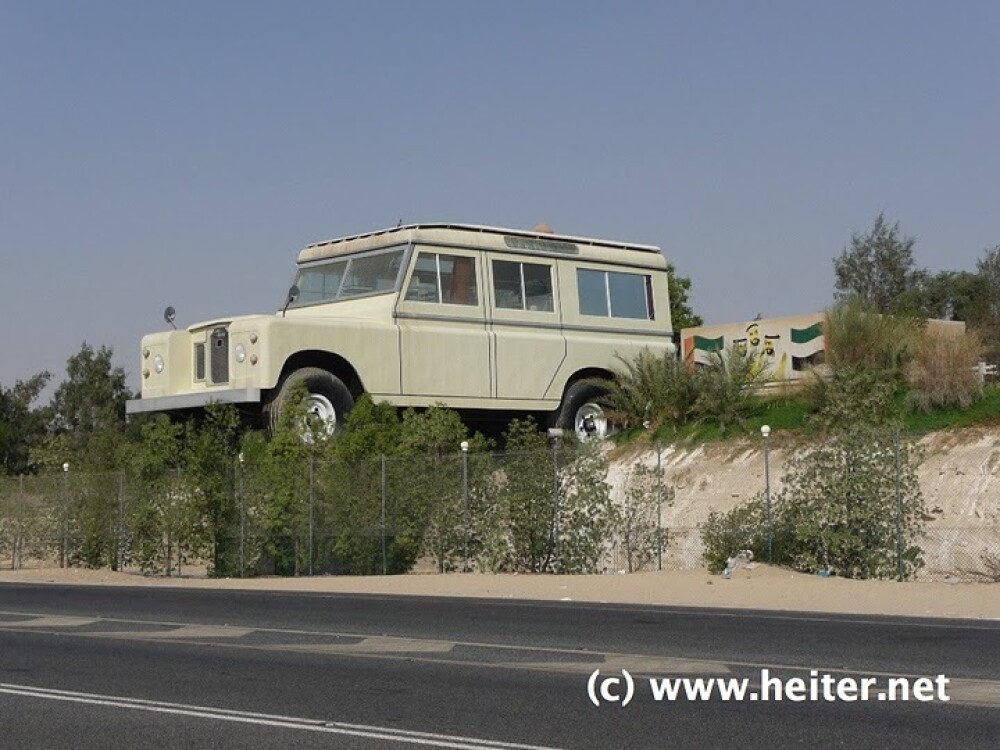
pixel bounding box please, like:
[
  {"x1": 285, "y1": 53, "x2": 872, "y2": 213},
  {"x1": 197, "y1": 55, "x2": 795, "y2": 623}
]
[
  {"x1": 553, "y1": 382, "x2": 612, "y2": 441},
  {"x1": 264, "y1": 367, "x2": 354, "y2": 439}
]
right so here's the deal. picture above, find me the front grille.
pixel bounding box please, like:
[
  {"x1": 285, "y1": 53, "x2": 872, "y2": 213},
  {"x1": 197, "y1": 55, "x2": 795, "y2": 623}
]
[
  {"x1": 194, "y1": 343, "x2": 206, "y2": 381},
  {"x1": 210, "y1": 328, "x2": 229, "y2": 383}
]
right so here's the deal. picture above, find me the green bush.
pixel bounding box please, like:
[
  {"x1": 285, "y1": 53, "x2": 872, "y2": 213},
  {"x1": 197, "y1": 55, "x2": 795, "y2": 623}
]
[
  {"x1": 692, "y1": 345, "x2": 771, "y2": 431},
  {"x1": 700, "y1": 497, "x2": 773, "y2": 574},
  {"x1": 599, "y1": 348, "x2": 698, "y2": 430}
]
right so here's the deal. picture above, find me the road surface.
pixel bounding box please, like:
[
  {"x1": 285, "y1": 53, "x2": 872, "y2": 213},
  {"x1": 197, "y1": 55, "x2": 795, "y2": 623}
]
[{"x1": 0, "y1": 584, "x2": 997, "y2": 748}]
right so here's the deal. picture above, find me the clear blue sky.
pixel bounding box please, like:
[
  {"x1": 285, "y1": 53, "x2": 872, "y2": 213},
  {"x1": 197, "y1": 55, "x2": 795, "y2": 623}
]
[{"x1": 2, "y1": 1, "x2": 998, "y2": 391}]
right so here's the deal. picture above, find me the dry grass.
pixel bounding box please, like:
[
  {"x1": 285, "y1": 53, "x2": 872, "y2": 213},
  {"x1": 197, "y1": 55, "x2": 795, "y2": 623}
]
[{"x1": 906, "y1": 330, "x2": 983, "y2": 412}]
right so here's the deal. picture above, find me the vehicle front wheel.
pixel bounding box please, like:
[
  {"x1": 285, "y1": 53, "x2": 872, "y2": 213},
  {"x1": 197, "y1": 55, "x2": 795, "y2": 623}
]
[
  {"x1": 264, "y1": 367, "x2": 354, "y2": 439},
  {"x1": 553, "y1": 382, "x2": 612, "y2": 441}
]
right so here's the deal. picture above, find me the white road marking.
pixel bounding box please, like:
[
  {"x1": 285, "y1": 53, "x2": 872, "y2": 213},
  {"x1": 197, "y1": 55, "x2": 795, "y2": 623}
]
[
  {"x1": 947, "y1": 679, "x2": 1000, "y2": 707},
  {"x1": 0, "y1": 616, "x2": 98, "y2": 628},
  {"x1": 94, "y1": 625, "x2": 253, "y2": 639},
  {"x1": 497, "y1": 655, "x2": 731, "y2": 676},
  {"x1": 0, "y1": 682, "x2": 564, "y2": 750},
  {"x1": 278, "y1": 636, "x2": 455, "y2": 654}
]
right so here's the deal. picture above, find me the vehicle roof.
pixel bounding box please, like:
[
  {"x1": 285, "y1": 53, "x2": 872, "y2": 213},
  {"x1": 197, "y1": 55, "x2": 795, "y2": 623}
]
[{"x1": 296, "y1": 223, "x2": 663, "y2": 264}]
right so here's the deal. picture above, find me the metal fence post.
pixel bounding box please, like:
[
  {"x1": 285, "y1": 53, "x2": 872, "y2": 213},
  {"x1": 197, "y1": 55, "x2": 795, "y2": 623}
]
[
  {"x1": 116, "y1": 471, "x2": 125, "y2": 572},
  {"x1": 894, "y1": 428, "x2": 904, "y2": 582},
  {"x1": 552, "y1": 437, "x2": 560, "y2": 570},
  {"x1": 308, "y1": 455, "x2": 315, "y2": 576},
  {"x1": 381, "y1": 454, "x2": 387, "y2": 576},
  {"x1": 461, "y1": 442, "x2": 470, "y2": 573},
  {"x1": 16, "y1": 475, "x2": 24, "y2": 570},
  {"x1": 656, "y1": 442, "x2": 663, "y2": 572}
]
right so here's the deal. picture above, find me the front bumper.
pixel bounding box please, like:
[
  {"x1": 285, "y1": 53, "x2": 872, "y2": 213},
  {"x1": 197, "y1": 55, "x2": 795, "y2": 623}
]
[{"x1": 125, "y1": 388, "x2": 262, "y2": 415}]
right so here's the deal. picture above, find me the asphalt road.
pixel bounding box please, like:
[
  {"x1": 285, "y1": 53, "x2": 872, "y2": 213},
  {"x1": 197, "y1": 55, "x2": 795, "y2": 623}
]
[{"x1": 0, "y1": 584, "x2": 998, "y2": 748}]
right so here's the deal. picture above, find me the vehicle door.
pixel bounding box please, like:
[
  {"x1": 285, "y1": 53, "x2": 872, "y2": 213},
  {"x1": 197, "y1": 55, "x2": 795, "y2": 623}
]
[
  {"x1": 395, "y1": 246, "x2": 492, "y2": 399},
  {"x1": 486, "y1": 254, "x2": 566, "y2": 400}
]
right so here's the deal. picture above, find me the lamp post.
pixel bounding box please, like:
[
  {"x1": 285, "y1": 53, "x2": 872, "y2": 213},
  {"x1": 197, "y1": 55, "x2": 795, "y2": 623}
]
[
  {"x1": 61, "y1": 462, "x2": 70, "y2": 568},
  {"x1": 238, "y1": 452, "x2": 245, "y2": 578},
  {"x1": 460, "y1": 441, "x2": 470, "y2": 573},
  {"x1": 761, "y1": 425, "x2": 772, "y2": 564}
]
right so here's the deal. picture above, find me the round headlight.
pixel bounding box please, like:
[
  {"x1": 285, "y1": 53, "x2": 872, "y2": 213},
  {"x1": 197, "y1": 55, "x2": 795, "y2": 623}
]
[
  {"x1": 235, "y1": 343, "x2": 247, "y2": 363},
  {"x1": 153, "y1": 355, "x2": 165, "y2": 374}
]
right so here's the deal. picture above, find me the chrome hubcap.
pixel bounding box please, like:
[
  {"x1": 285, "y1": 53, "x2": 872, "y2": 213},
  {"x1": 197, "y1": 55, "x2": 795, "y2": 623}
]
[
  {"x1": 574, "y1": 402, "x2": 608, "y2": 441},
  {"x1": 302, "y1": 393, "x2": 337, "y2": 440}
]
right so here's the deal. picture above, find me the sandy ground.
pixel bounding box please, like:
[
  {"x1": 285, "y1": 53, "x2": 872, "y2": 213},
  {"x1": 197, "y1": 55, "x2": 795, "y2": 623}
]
[{"x1": 0, "y1": 565, "x2": 997, "y2": 621}]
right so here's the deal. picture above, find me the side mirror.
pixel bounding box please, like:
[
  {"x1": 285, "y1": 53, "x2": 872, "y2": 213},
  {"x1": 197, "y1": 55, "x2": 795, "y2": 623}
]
[
  {"x1": 164, "y1": 306, "x2": 177, "y2": 330},
  {"x1": 282, "y1": 285, "x2": 299, "y2": 317}
]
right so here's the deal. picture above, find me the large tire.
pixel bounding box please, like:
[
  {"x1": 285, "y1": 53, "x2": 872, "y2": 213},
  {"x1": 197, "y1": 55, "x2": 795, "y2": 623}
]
[
  {"x1": 264, "y1": 367, "x2": 354, "y2": 439},
  {"x1": 553, "y1": 381, "x2": 612, "y2": 441}
]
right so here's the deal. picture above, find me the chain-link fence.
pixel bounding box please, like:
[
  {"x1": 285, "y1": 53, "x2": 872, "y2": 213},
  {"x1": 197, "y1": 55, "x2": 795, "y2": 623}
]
[{"x1": 0, "y1": 432, "x2": 996, "y2": 581}]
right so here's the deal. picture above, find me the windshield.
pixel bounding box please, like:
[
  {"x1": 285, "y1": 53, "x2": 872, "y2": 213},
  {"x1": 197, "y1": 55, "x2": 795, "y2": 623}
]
[{"x1": 291, "y1": 245, "x2": 406, "y2": 307}]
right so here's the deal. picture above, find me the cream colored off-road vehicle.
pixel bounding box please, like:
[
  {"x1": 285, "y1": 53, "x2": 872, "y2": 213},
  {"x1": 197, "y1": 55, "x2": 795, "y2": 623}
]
[{"x1": 126, "y1": 224, "x2": 676, "y2": 439}]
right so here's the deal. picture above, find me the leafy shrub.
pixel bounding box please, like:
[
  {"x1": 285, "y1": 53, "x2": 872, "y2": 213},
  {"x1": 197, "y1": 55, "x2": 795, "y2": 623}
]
[
  {"x1": 599, "y1": 348, "x2": 698, "y2": 430},
  {"x1": 693, "y1": 345, "x2": 771, "y2": 431},
  {"x1": 773, "y1": 426, "x2": 925, "y2": 579},
  {"x1": 700, "y1": 497, "x2": 773, "y2": 574}
]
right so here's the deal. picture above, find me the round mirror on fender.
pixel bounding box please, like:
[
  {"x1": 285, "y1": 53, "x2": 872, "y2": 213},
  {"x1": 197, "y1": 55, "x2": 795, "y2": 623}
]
[{"x1": 163, "y1": 306, "x2": 176, "y2": 329}]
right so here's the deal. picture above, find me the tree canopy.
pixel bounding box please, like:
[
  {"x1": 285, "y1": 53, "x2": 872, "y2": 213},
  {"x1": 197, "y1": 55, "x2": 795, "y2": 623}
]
[
  {"x1": 666, "y1": 262, "x2": 703, "y2": 331},
  {"x1": 834, "y1": 213, "x2": 923, "y2": 314},
  {"x1": 0, "y1": 371, "x2": 50, "y2": 475}
]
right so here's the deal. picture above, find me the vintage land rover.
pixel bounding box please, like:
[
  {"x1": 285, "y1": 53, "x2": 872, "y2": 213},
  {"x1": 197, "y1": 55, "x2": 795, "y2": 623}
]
[{"x1": 126, "y1": 223, "x2": 676, "y2": 439}]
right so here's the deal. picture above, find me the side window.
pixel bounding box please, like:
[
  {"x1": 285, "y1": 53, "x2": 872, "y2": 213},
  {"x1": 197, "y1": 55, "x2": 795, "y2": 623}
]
[
  {"x1": 405, "y1": 252, "x2": 478, "y2": 306},
  {"x1": 577, "y1": 269, "x2": 608, "y2": 316},
  {"x1": 608, "y1": 271, "x2": 649, "y2": 319},
  {"x1": 492, "y1": 260, "x2": 554, "y2": 312},
  {"x1": 576, "y1": 268, "x2": 654, "y2": 320}
]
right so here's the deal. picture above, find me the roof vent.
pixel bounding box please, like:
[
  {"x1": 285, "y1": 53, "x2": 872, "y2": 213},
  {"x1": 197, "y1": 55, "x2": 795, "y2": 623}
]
[{"x1": 533, "y1": 223, "x2": 554, "y2": 234}]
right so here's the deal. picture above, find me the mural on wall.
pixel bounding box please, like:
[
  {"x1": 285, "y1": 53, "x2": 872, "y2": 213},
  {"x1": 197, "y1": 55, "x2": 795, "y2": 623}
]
[{"x1": 682, "y1": 315, "x2": 826, "y2": 381}]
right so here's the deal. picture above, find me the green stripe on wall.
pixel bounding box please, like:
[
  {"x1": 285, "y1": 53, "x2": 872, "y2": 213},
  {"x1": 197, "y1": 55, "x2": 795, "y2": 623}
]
[
  {"x1": 694, "y1": 335, "x2": 725, "y2": 352},
  {"x1": 790, "y1": 322, "x2": 823, "y2": 344}
]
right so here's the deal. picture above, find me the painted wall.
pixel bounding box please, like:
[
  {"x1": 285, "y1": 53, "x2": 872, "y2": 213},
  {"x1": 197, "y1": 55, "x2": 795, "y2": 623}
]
[{"x1": 681, "y1": 313, "x2": 826, "y2": 381}]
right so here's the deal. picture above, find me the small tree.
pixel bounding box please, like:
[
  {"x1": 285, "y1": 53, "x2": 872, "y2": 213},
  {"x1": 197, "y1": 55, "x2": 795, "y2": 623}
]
[
  {"x1": 555, "y1": 444, "x2": 614, "y2": 574},
  {"x1": 615, "y1": 461, "x2": 670, "y2": 573},
  {"x1": 774, "y1": 425, "x2": 925, "y2": 579},
  {"x1": 397, "y1": 406, "x2": 488, "y2": 573},
  {"x1": 491, "y1": 419, "x2": 554, "y2": 572},
  {"x1": 834, "y1": 213, "x2": 924, "y2": 314},
  {"x1": 666, "y1": 262, "x2": 703, "y2": 331},
  {"x1": 0, "y1": 372, "x2": 50, "y2": 476},
  {"x1": 975, "y1": 245, "x2": 1000, "y2": 365},
  {"x1": 186, "y1": 404, "x2": 244, "y2": 576}
]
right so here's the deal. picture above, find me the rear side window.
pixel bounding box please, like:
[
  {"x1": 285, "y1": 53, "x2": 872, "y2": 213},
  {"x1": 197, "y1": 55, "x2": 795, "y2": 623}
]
[
  {"x1": 576, "y1": 268, "x2": 653, "y2": 320},
  {"x1": 492, "y1": 260, "x2": 554, "y2": 312},
  {"x1": 404, "y1": 252, "x2": 478, "y2": 305}
]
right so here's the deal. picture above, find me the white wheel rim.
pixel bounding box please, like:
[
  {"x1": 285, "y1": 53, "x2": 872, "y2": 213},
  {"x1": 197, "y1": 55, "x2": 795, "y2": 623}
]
[
  {"x1": 302, "y1": 393, "x2": 337, "y2": 440},
  {"x1": 574, "y1": 402, "x2": 608, "y2": 441}
]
